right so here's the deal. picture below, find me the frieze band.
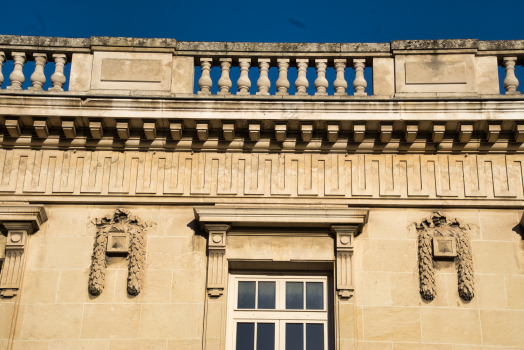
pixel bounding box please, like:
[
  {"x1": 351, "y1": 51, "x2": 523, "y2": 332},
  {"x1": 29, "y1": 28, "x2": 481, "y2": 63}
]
[{"x1": 0, "y1": 149, "x2": 522, "y2": 200}]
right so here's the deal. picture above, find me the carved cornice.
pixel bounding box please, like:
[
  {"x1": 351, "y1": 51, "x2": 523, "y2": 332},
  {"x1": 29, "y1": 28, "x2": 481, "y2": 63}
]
[
  {"x1": 194, "y1": 206, "x2": 369, "y2": 231},
  {"x1": 0, "y1": 203, "x2": 47, "y2": 234}
]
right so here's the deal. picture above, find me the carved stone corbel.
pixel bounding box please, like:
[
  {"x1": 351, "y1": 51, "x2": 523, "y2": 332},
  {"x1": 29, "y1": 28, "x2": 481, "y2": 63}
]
[
  {"x1": 203, "y1": 223, "x2": 230, "y2": 297},
  {"x1": 332, "y1": 225, "x2": 359, "y2": 299},
  {"x1": 0, "y1": 204, "x2": 47, "y2": 297}
]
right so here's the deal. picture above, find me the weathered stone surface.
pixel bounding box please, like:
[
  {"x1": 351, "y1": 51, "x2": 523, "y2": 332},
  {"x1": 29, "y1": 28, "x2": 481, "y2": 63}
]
[
  {"x1": 91, "y1": 36, "x2": 176, "y2": 48},
  {"x1": 109, "y1": 339, "x2": 167, "y2": 350},
  {"x1": 480, "y1": 209, "x2": 521, "y2": 241},
  {"x1": 48, "y1": 339, "x2": 110, "y2": 350},
  {"x1": 480, "y1": 310, "x2": 524, "y2": 346},
  {"x1": 476, "y1": 274, "x2": 508, "y2": 309},
  {"x1": 392, "y1": 39, "x2": 479, "y2": 50},
  {"x1": 362, "y1": 239, "x2": 417, "y2": 272},
  {"x1": 479, "y1": 40, "x2": 524, "y2": 51},
  {"x1": 81, "y1": 304, "x2": 141, "y2": 339},
  {"x1": 472, "y1": 241, "x2": 521, "y2": 274},
  {"x1": 19, "y1": 270, "x2": 59, "y2": 304},
  {"x1": 363, "y1": 307, "x2": 421, "y2": 342},
  {"x1": 420, "y1": 308, "x2": 482, "y2": 344},
  {"x1": 21, "y1": 304, "x2": 83, "y2": 340},
  {"x1": 506, "y1": 274, "x2": 524, "y2": 309},
  {"x1": 139, "y1": 304, "x2": 199, "y2": 339},
  {"x1": 355, "y1": 271, "x2": 391, "y2": 306}
]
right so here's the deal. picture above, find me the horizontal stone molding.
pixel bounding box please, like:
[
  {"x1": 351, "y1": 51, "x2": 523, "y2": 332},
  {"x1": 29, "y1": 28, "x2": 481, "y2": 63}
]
[
  {"x1": 0, "y1": 150, "x2": 522, "y2": 203},
  {"x1": 194, "y1": 206, "x2": 369, "y2": 229}
]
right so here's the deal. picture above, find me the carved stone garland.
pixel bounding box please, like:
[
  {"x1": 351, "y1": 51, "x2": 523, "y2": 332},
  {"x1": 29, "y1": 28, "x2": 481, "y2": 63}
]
[
  {"x1": 88, "y1": 208, "x2": 151, "y2": 296},
  {"x1": 415, "y1": 211, "x2": 475, "y2": 301}
]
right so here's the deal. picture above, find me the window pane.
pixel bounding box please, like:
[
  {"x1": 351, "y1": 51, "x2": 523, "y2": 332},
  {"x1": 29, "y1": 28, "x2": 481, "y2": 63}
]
[
  {"x1": 236, "y1": 323, "x2": 255, "y2": 350},
  {"x1": 306, "y1": 282, "x2": 323, "y2": 310},
  {"x1": 286, "y1": 282, "x2": 304, "y2": 309},
  {"x1": 257, "y1": 323, "x2": 275, "y2": 350},
  {"x1": 285, "y1": 323, "x2": 304, "y2": 350},
  {"x1": 306, "y1": 324, "x2": 324, "y2": 350},
  {"x1": 258, "y1": 282, "x2": 276, "y2": 309},
  {"x1": 238, "y1": 282, "x2": 256, "y2": 309}
]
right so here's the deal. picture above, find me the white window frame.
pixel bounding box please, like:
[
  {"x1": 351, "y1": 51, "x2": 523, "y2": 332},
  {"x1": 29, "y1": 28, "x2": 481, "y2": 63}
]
[{"x1": 226, "y1": 274, "x2": 329, "y2": 350}]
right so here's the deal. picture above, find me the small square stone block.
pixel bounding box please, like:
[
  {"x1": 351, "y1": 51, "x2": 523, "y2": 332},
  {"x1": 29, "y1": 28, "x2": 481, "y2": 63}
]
[{"x1": 432, "y1": 236, "x2": 457, "y2": 257}]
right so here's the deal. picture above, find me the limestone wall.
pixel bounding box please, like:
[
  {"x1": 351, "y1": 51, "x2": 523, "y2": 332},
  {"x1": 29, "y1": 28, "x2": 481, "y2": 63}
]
[{"x1": 1, "y1": 205, "x2": 523, "y2": 349}]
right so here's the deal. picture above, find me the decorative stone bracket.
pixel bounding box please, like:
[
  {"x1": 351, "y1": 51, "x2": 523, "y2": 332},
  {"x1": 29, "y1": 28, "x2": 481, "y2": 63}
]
[
  {"x1": 332, "y1": 225, "x2": 359, "y2": 299},
  {"x1": 203, "y1": 224, "x2": 230, "y2": 297},
  {"x1": 194, "y1": 206, "x2": 369, "y2": 298},
  {"x1": 0, "y1": 204, "x2": 47, "y2": 297}
]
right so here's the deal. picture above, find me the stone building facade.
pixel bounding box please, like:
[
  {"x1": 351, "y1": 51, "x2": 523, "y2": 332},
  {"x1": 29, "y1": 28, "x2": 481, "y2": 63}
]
[{"x1": 0, "y1": 35, "x2": 523, "y2": 349}]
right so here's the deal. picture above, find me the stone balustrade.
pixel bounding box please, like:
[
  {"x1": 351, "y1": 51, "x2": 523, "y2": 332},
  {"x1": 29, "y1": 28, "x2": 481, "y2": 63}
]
[
  {"x1": 0, "y1": 50, "x2": 70, "y2": 92},
  {"x1": 0, "y1": 36, "x2": 523, "y2": 97}
]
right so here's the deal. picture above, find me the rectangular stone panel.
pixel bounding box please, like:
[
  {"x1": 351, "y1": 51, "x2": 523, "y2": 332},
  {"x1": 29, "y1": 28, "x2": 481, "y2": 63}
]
[
  {"x1": 91, "y1": 52, "x2": 172, "y2": 91},
  {"x1": 395, "y1": 54, "x2": 477, "y2": 94},
  {"x1": 405, "y1": 62, "x2": 467, "y2": 84},
  {"x1": 101, "y1": 59, "x2": 162, "y2": 82}
]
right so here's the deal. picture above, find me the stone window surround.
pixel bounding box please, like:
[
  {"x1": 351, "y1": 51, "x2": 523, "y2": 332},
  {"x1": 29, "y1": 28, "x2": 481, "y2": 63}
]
[{"x1": 193, "y1": 205, "x2": 369, "y2": 349}]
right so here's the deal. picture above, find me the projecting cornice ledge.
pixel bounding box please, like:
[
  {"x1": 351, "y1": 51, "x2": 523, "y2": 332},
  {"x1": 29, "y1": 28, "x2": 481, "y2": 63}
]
[
  {"x1": 193, "y1": 206, "x2": 369, "y2": 232},
  {"x1": 0, "y1": 203, "x2": 48, "y2": 234}
]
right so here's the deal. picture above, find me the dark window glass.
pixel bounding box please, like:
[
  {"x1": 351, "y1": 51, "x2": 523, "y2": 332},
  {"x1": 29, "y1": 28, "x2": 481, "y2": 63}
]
[
  {"x1": 236, "y1": 323, "x2": 255, "y2": 350},
  {"x1": 238, "y1": 281, "x2": 256, "y2": 309},
  {"x1": 257, "y1": 323, "x2": 275, "y2": 350},
  {"x1": 306, "y1": 324, "x2": 324, "y2": 350},
  {"x1": 286, "y1": 282, "x2": 304, "y2": 309},
  {"x1": 285, "y1": 323, "x2": 304, "y2": 350},
  {"x1": 306, "y1": 282, "x2": 323, "y2": 310},
  {"x1": 258, "y1": 282, "x2": 276, "y2": 309}
]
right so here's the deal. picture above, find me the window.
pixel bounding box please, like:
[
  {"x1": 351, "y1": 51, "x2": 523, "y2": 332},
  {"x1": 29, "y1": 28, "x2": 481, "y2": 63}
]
[{"x1": 227, "y1": 274, "x2": 329, "y2": 350}]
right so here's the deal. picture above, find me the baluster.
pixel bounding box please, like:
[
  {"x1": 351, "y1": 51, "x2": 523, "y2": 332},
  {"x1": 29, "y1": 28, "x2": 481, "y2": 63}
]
[
  {"x1": 295, "y1": 59, "x2": 309, "y2": 95},
  {"x1": 352, "y1": 58, "x2": 367, "y2": 96},
  {"x1": 276, "y1": 59, "x2": 290, "y2": 96},
  {"x1": 49, "y1": 54, "x2": 67, "y2": 91},
  {"x1": 198, "y1": 58, "x2": 213, "y2": 95},
  {"x1": 256, "y1": 58, "x2": 271, "y2": 95},
  {"x1": 314, "y1": 59, "x2": 328, "y2": 96},
  {"x1": 333, "y1": 59, "x2": 348, "y2": 96},
  {"x1": 503, "y1": 57, "x2": 520, "y2": 95},
  {"x1": 28, "y1": 53, "x2": 47, "y2": 91},
  {"x1": 0, "y1": 52, "x2": 5, "y2": 88},
  {"x1": 218, "y1": 58, "x2": 232, "y2": 95},
  {"x1": 6, "y1": 52, "x2": 26, "y2": 90},
  {"x1": 237, "y1": 58, "x2": 251, "y2": 95}
]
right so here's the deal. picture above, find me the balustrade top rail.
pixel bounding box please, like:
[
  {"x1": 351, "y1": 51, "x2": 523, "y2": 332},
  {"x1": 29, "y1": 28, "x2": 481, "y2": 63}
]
[
  {"x1": 0, "y1": 35, "x2": 524, "y2": 97},
  {"x1": 1, "y1": 35, "x2": 523, "y2": 53}
]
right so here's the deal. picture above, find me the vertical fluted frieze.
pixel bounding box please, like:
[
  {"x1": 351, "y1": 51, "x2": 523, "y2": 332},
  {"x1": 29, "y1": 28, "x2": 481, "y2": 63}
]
[
  {"x1": 295, "y1": 59, "x2": 309, "y2": 95},
  {"x1": 256, "y1": 58, "x2": 271, "y2": 95},
  {"x1": 333, "y1": 59, "x2": 348, "y2": 96},
  {"x1": 6, "y1": 52, "x2": 26, "y2": 90},
  {"x1": 237, "y1": 58, "x2": 251, "y2": 95},
  {"x1": 28, "y1": 53, "x2": 47, "y2": 91},
  {"x1": 198, "y1": 58, "x2": 213, "y2": 95},
  {"x1": 275, "y1": 59, "x2": 290, "y2": 95},
  {"x1": 352, "y1": 58, "x2": 367, "y2": 96},
  {"x1": 217, "y1": 58, "x2": 232, "y2": 95},
  {"x1": 314, "y1": 59, "x2": 329, "y2": 96},
  {"x1": 0, "y1": 52, "x2": 5, "y2": 88},
  {"x1": 49, "y1": 54, "x2": 67, "y2": 91},
  {"x1": 503, "y1": 57, "x2": 520, "y2": 95}
]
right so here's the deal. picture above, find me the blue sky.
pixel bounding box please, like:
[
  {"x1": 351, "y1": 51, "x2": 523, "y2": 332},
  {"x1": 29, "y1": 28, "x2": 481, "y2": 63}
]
[
  {"x1": 2, "y1": 0, "x2": 523, "y2": 42},
  {"x1": 1, "y1": 0, "x2": 523, "y2": 93}
]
